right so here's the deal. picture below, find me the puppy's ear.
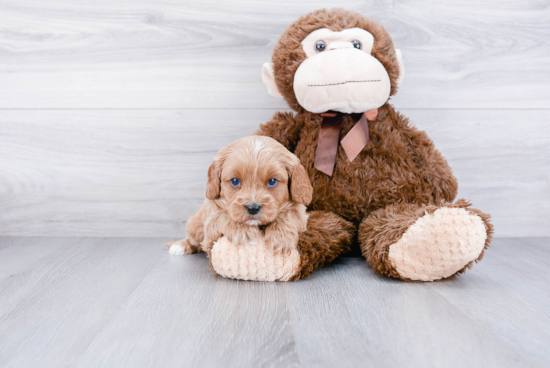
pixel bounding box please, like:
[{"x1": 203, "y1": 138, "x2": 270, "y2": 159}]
[
  {"x1": 206, "y1": 159, "x2": 222, "y2": 200},
  {"x1": 290, "y1": 162, "x2": 313, "y2": 205},
  {"x1": 206, "y1": 149, "x2": 229, "y2": 201}
]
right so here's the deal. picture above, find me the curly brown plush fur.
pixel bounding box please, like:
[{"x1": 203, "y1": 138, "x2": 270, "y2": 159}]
[
  {"x1": 292, "y1": 211, "x2": 355, "y2": 280},
  {"x1": 257, "y1": 8, "x2": 493, "y2": 281}
]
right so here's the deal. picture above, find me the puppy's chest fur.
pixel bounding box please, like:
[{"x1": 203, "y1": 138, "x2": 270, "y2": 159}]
[
  {"x1": 204, "y1": 201, "x2": 307, "y2": 251},
  {"x1": 294, "y1": 110, "x2": 434, "y2": 223}
]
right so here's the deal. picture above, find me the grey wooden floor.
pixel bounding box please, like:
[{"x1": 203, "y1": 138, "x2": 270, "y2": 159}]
[{"x1": 0, "y1": 237, "x2": 548, "y2": 367}]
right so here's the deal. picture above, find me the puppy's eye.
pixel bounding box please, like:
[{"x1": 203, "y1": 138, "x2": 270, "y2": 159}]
[
  {"x1": 351, "y1": 40, "x2": 361, "y2": 50},
  {"x1": 230, "y1": 178, "x2": 241, "y2": 188},
  {"x1": 315, "y1": 40, "x2": 326, "y2": 52},
  {"x1": 267, "y1": 178, "x2": 278, "y2": 188}
]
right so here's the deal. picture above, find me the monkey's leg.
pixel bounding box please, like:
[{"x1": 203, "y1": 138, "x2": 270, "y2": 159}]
[
  {"x1": 293, "y1": 211, "x2": 355, "y2": 280},
  {"x1": 359, "y1": 200, "x2": 493, "y2": 282},
  {"x1": 209, "y1": 211, "x2": 353, "y2": 282}
]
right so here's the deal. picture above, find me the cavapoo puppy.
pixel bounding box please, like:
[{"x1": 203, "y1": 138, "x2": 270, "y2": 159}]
[{"x1": 165, "y1": 135, "x2": 313, "y2": 258}]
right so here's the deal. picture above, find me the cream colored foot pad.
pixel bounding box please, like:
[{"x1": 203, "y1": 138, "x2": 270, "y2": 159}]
[
  {"x1": 211, "y1": 237, "x2": 301, "y2": 282},
  {"x1": 389, "y1": 207, "x2": 487, "y2": 281}
]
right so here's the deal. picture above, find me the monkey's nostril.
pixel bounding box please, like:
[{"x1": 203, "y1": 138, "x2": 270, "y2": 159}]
[{"x1": 245, "y1": 204, "x2": 262, "y2": 215}]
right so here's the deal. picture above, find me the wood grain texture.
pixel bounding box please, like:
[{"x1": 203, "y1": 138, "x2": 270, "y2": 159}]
[
  {"x1": 0, "y1": 108, "x2": 548, "y2": 237},
  {"x1": 0, "y1": 0, "x2": 549, "y2": 108},
  {"x1": 0, "y1": 237, "x2": 548, "y2": 367},
  {"x1": 0, "y1": 1, "x2": 548, "y2": 237},
  {"x1": 428, "y1": 238, "x2": 550, "y2": 364},
  {"x1": 0, "y1": 237, "x2": 165, "y2": 367}
]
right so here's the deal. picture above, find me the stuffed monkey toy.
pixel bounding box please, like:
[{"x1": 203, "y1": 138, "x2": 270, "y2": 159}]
[{"x1": 256, "y1": 8, "x2": 494, "y2": 281}]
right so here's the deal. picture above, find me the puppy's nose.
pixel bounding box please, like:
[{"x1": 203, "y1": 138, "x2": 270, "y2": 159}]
[{"x1": 245, "y1": 204, "x2": 262, "y2": 215}]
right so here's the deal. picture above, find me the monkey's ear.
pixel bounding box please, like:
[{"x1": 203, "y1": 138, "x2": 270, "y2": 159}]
[
  {"x1": 395, "y1": 49, "x2": 405, "y2": 87},
  {"x1": 261, "y1": 62, "x2": 284, "y2": 98}
]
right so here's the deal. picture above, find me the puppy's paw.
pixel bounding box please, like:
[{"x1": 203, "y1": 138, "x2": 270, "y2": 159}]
[
  {"x1": 225, "y1": 227, "x2": 261, "y2": 246},
  {"x1": 224, "y1": 232, "x2": 242, "y2": 245},
  {"x1": 265, "y1": 233, "x2": 298, "y2": 255},
  {"x1": 164, "y1": 239, "x2": 196, "y2": 256},
  {"x1": 272, "y1": 245, "x2": 294, "y2": 256}
]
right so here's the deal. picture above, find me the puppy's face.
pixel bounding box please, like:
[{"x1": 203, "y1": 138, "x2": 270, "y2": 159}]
[{"x1": 206, "y1": 136, "x2": 312, "y2": 226}]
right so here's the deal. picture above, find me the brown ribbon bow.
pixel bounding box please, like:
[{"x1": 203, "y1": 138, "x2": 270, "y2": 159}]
[{"x1": 314, "y1": 109, "x2": 378, "y2": 176}]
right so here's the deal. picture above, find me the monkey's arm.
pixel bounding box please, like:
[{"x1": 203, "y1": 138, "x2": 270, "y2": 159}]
[
  {"x1": 255, "y1": 112, "x2": 302, "y2": 152},
  {"x1": 404, "y1": 121, "x2": 458, "y2": 204},
  {"x1": 423, "y1": 145, "x2": 458, "y2": 203}
]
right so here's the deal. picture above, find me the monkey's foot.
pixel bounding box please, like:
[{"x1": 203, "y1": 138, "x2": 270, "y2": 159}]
[
  {"x1": 388, "y1": 206, "x2": 488, "y2": 281},
  {"x1": 211, "y1": 237, "x2": 301, "y2": 282},
  {"x1": 360, "y1": 200, "x2": 493, "y2": 281}
]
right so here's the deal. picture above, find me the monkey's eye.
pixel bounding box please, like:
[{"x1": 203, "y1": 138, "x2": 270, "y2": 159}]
[
  {"x1": 351, "y1": 40, "x2": 361, "y2": 49},
  {"x1": 267, "y1": 178, "x2": 278, "y2": 188},
  {"x1": 230, "y1": 178, "x2": 241, "y2": 188},
  {"x1": 315, "y1": 40, "x2": 326, "y2": 52}
]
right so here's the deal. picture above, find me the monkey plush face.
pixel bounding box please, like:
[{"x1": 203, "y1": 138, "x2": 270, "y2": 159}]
[
  {"x1": 294, "y1": 27, "x2": 393, "y2": 113},
  {"x1": 262, "y1": 9, "x2": 404, "y2": 114}
]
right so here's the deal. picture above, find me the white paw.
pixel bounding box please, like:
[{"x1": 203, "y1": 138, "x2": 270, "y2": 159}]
[
  {"x1": 169, "y1": 242, "x2": 186, "y2": 256},
  {"x1": 165, "y1": 239, "x2": 196, "y2": 255}
]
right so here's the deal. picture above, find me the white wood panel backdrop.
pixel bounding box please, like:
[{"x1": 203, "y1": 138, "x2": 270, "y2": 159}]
[{"x1": 0, "y1": 0, "x2": 549, "y2": 237}]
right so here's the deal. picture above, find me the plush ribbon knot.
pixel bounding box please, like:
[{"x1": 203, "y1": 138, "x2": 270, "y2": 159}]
[{"x1": 313, "y1": 109, "x2": 378, "y2": 176}]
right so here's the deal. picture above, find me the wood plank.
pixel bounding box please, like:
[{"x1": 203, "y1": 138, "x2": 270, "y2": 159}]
[
  {"x1": 428, "y1": 237, "x2": 550, "y2": 365},
  {"x1": 0, "y1": 108, "x2": 547, "y2": 237},
  {"x1": 0, "y1": 0, "x2": 548, "y2": 108},
  {"x1": 74, "y1": 244, "x2": 299, "y2": 368},
  {"x1": 0, "y1": 109, "x2": 268, "y2": 237},
  {"x1": 0, "y1": 237, "x2": 74, "y2": 282},
  {"x1": 282, "y1": 256, "x2": 542, "y2": 367},
  {"x1": 0, "y1": 237, "x2": 166, "y2": 367}
]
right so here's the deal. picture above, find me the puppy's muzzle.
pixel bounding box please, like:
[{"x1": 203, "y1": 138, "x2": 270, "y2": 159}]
[{"x1": 245, "y1": 204, "x2": 262, "y2": 215}]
